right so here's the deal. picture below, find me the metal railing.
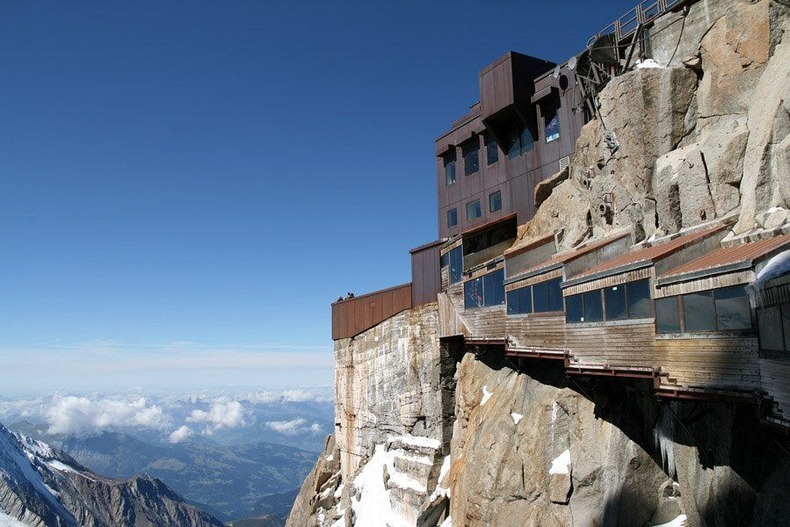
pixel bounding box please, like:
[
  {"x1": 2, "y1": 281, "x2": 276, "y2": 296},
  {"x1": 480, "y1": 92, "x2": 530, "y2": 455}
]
[{"x1": 586, "y1": 0, "x2": 688, "y2": 48}]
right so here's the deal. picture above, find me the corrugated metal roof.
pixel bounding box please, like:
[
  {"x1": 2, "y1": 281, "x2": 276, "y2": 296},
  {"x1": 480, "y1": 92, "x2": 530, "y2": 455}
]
[
  {"x1": 568, "y1": 223, "x2": 727, "y2": 281},
  {"x1": 518, "y1": 231, "x2": 631, "y2": 276},
  {"x1": 660, "y1": 234, "x2": 790, "y2": 279}
]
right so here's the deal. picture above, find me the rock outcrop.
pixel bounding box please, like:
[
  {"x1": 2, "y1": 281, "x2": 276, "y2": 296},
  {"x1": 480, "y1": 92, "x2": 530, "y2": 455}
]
[{"x1": 523, "y1": 0, "x2": 790, "y2": 251}]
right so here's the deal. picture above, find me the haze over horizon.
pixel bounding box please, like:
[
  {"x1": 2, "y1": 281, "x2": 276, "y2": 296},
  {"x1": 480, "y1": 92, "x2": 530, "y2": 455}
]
[{"x1": 1, "y1": 0, "x2": 641, "y2": 396}]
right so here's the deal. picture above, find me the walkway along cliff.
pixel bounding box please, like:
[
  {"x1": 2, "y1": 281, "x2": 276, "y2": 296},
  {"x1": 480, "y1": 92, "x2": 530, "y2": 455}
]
[{"x1": 288, "y1": 1, "x2": 790, "y2": 525}]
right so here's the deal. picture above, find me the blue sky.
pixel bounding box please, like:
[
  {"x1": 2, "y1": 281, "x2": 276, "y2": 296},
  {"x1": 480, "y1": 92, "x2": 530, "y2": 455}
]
[{"x1": 0, "y1": 0, "x2": 639, "y2": 395}]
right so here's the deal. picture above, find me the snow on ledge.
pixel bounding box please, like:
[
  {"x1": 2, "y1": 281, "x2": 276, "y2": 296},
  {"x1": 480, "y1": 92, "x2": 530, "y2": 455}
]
[
  {"x1": 549, "y1": 449, "x2": 571, "y2": 475},
  {"x1": 511, "y1": 413, "x2": 524, "y2": 425},
  {"x1": 388, "y1": 434, "x2": 441, "y2": 450},
  {"x1": 480, "y1": 386, "x2": 492, "y2": 406},
  {"x1": 439, "y1": 516, "x2": 453, "y2": 527}
]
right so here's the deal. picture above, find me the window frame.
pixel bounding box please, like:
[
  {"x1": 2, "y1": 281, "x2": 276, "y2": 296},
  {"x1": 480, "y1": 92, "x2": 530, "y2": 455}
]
[
  {"x1": 444, "y1": 152, "x2": 456, "y2": 186},
  {"x1": 463, "y1": 141, "x2": 480, "y2": 176},
  {"x1": 447, "y1": 208, "x2": 458, "y2": 229},
  {"x1": 489, "y1": 191, "x2": 502, "y2": 213},
  {"x1": 466, "y1": 199, "x2": 482, "y2": 221}
]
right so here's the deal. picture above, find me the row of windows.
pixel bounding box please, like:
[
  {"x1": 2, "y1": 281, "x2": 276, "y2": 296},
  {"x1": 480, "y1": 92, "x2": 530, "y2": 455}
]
[
  {"x1": 507, "y1": 278, "x2": 563, "y2": 314},
  {"x1": 464, "y1": 268, "x2": 505, "y2": 309},
  {"x1": 445, "y1": 136, "x2": 499, "y2": 186},
  {"x1": 456, "y1": 273, "x2": 762, "y2": 343},
  {"x1": 444, "y1": 107, "x2": 563, "y2": 187},
  {"x1": 655, "y1": 285, "x2": 751, "y2": 334},
  {"x1": 566, "y1": 279, "x2": 652, "y2": 324},
  {"x1": 447, "y1": 191, "x2": 502, "y2": 228}
]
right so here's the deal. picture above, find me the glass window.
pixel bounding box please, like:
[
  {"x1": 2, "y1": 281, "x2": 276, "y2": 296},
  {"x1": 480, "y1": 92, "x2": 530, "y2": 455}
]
[
  {"x1": 483, "y1": 269, "x2": 505, "y2": 307},
  {"x1": 444, "y1": 153, "x2": 456, "y2": 185},
  {"x1": 449, "y1": 246, "x2": 463, "y2": 284},
  {"x1": 463, "y1": 143, "x2": 479, "y2": 175},
  {"x1": 656, "y1": 297, "x2": 681, "y2": 333},
  {"x1": 566, "y1": 294, "x2": 583, "y2": 323},
  {"x1": 520, "y1": 127, "x2": 534, "y2": 153},
  {"x1": 489, "y1": 191, "x2": 502, "y2": 213},
  {"x1": 486, "y1": 135, "x2": 499, "y2": 165},
  {"x1": 533, "y1": 278, "x2": 563, "y2": 312},
  {"x1": 507, "y1": 127, "x2": 521, "y2": 159},
  {"x1": 582, "y1": 290, "x2": 603, "y2": 322},
  {"x1": 605, "y1": 285, "x2": 627, "y2": 320},
  {"x1": 545, "y1": 109, "x2": 560, "y2": 142},
  {"x1": 466, "y1": 200, "x2": 482, "y2": 220},
  {"x1": 714, "y1": 285, "x2": 751, "y2": 330},
  {"x1": 784, "y1": 305, "x2": 790, "y2": 351},
  {"x1": 464, "y1": 278, "x2": 484, "y2": 309},
  {"x1": 603, "y1": 284, "x2": 628, "y2": 320},
  {"x1": 758, "y1": 306, "x2": 784, "y2": 350},
  {"x1": 507, "y1": 286, "x2": 533, "y2": 315},
  {"x1": 546, "y1": 278, "x2": 564, "y2": 312},
  {"x1": 447, "y1": 208, "x2": 457, "y2": 228},
  {"x1": 627, "y1": 279, "x2": 652, "y2": 319},
  {"x1": 683, "y1": 291, "x2": 716, "y2": 332}
]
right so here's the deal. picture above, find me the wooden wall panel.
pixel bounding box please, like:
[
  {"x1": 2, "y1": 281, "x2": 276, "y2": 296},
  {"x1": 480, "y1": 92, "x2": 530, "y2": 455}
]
[{"x1": 331, "y1": 284, "x2": 413, "y2": 340}]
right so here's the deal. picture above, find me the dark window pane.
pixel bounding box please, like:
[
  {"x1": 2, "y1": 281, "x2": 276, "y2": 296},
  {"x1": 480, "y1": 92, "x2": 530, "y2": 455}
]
[
  {"x1": 605, "y1": 285, "x2": 627, "y2": 320},
  {"x1": 507, "y1": 127, "x2": 521, "y2": 159},
  {"x1": 546, "y1": 278, "x2": 564, "y2": 311},
  {"x1": 489, "y1": 191, "x2": 502, "y2": 213},
  {"x1": 520, "y1": 127, "x2": 534, "y2": 153},
  {"x1": 466, "y1": 200, "x2": 482, "y2": 220},
  {"x1": 627, "y1": 279, "x2": 652, "y2": 319},
  {"x1": 714, "y1": 285, "x2": 751, "y2": 330},
  {"x1": 582, "y1": 290, "x2": 603, "y2": 322},
  {"x1": 566, "y1": 294, "x2": 583, "y2": 323},
  {"x1": 784, "y1": 305, "x2": 790, "y2": 351},
  {"x1": 781, "y1": 304, "x2": 790, "y2": 351},
  {"x1": 447, "y1": 208, "x2": 457, "y2": 228},
  {"x1": 656, "y1": 297, "x2": 681, "y2": 333},
  {"x1": 444, "y1": 154, "x2": 456, "y2": 185},
  {"x1": 507, "y1": 290, "x2": 519, "y2": 314},
  {"x1": 683, "y1": 291, "x2": 715, "y2": 331},
  {"x1": 484, "y1": 269, "x2": 505, "y2": 306},
  {"x1": 759, "y1": 306, "x2": 784, "y2": 350},
  {"x1": 533, "y1": 280, "x2": 549, "y2": 312},
  {"x1": 486, "y1": 136, "x2": 499, "y2": 165},
  {"x1": 464, "y1": 278, "x2": 484, "y2": 310},
  {"x1": 463, "y1": 144, "x2": 479, "y2": 175},
  {"x1": 507, "y1": 286, "x2": 533, "y2": 315},
  {"x1": 449, "y1": 246, "x2": 463, "y2": 284},
  {"x1": 440, "y1": 253, "x2": 448, "y2": 268}
]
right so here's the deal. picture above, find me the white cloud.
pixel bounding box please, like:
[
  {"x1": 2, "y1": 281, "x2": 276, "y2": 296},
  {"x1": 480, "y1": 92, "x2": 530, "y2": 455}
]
[
  {"x1": 186, "y1": 401, "x2": 246, "y2": 433},
  {"x1": 266, "y1": 418, "x2": 322, "y2": 436},
  {"x1": 168, "y1": 425, "x2": 193, "y2": 444},
  {"x1": 46, "y1": 396, "x2": 169, "y2": 436}
]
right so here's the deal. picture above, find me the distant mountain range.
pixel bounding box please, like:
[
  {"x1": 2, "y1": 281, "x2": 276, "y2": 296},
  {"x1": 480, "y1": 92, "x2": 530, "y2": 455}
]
[
  {"x1": 9, "y1": 421, "x2": 318, "y2": 522},
  {"x1": 0, "y1": 422, "x2": 224, "y2": 527}
]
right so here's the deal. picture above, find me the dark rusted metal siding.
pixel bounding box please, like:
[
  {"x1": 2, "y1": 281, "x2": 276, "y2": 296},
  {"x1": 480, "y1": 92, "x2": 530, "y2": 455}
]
[
  {"x1": 331, "y1": 283, "x2": 413, "y2": 340},
  {"x1": 411, "y1": 240, "x2": 442, "y2": 306},
  {"x1": 437, "y1": 55, "x2": 587, "y2": 241}
]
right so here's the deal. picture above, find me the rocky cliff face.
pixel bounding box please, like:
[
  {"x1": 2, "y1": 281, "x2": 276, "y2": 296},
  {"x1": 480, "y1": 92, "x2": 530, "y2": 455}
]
[
  {"x1": 0, "y1": 424, "x2": 224, "y2": 527},
  {"x1": 287, "y1": 1, "x2": 790, "y2": 526},
  {"x1": 527, "y1": 0, "x2": 790, "y2": 250}
]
